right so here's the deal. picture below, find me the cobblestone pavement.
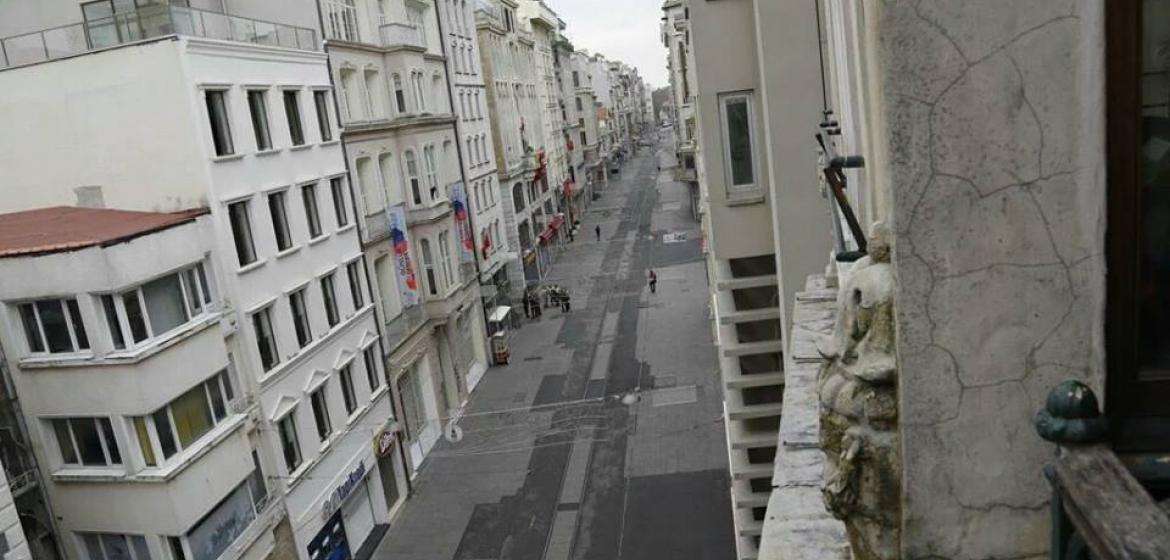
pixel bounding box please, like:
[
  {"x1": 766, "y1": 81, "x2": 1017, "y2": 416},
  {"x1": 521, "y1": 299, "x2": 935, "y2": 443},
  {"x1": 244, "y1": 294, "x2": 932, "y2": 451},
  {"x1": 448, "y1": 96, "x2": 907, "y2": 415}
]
[{"x1": 373, "y1": 133, "x2": 735, "y2": 560}]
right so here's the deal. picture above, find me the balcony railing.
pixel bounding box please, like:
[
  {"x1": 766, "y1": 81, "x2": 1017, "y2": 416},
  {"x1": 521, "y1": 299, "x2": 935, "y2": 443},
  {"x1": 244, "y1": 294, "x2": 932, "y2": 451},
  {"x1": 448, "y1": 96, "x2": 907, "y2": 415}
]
[
  {"x1": 379, "y1": 22, "x2": 425, "y2": 50},
  {"x1": 0, "y1": 5, "x2": 318, "y2": 69}
]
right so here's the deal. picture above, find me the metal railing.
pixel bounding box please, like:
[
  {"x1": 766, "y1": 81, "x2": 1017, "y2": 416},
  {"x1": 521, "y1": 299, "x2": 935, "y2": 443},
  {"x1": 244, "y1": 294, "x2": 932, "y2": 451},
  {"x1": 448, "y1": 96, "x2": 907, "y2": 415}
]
[
  {"x1": 379, "y1": 22, "x2": 425, "y2": 50},
  {"x1": 1, "y1": 5, "x2": 318, "y2": 70}
]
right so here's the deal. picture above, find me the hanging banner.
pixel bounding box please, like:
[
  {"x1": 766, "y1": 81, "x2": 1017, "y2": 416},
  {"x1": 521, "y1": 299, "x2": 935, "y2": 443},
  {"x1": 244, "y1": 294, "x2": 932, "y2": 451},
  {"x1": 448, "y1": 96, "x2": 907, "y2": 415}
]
[
  {"x1": 387, "y1": 205, "x2": 419, "y2": 307},
  {"x1": 449, "y1": 181, "x2": 476, "y2": 263}
]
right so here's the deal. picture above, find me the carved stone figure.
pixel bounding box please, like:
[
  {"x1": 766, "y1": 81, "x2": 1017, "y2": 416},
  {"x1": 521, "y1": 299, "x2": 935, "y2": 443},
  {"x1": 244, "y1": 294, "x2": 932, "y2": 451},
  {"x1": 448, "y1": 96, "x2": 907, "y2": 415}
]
[{"x1": 816, "y1": 223, "x2": 901, "y2": 560}]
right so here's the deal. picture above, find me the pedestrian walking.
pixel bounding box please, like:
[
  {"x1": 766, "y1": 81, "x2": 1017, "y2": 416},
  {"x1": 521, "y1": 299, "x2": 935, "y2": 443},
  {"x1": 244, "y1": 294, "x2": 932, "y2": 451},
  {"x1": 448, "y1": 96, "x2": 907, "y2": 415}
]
[
  {"x1": 595, "y1": 224, "x2": 601, "y2": 242},
  {"x1": 649, "y1": 269, "x2": 657, "y2": 294}
]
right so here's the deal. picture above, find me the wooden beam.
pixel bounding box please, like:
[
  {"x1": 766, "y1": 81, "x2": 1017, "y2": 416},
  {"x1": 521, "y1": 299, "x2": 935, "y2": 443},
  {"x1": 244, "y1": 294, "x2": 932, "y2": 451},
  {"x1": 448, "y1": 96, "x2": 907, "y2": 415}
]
[{"x1": 1052, "y1": 444, "x2": 1170, "y2": 560}]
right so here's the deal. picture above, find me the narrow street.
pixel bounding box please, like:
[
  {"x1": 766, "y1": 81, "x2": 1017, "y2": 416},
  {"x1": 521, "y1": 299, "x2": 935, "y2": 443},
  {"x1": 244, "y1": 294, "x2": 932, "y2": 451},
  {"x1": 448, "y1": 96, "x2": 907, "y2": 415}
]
[{"x1": 373, "y1": 138, "x2": 735, "y2": 560}]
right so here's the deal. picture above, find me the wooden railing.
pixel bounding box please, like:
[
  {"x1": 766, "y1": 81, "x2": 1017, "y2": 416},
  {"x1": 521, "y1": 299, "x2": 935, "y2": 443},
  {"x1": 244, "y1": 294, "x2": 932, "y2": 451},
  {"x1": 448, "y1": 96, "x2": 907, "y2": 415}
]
[{"x1": 1035, "y1": 381, "x2": 1170, "y2": 560}]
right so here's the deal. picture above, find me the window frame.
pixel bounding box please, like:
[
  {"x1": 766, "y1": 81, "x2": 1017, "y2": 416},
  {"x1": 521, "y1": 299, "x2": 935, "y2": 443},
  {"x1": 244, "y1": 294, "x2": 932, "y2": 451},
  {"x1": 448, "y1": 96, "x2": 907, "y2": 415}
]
[
  {"x1": 132, "y1": 371, "x2": 235, "y2": 466},
  {"x1": 50, "y1": 416, "x2": 121, "y2": 468},
  {"x1": 283, "y1": 89, "x2": 306, "y2": 146},
  {"x1": 346, "y1": 261, "x2": 364, "y2": 310},
  {"x1": 302, "y1": 183, "x2": 324, "y2": 239},
  {"x1": 204, "y1": 89, "x2": 235, "y2": 157},
  {"x1": 289, "y1": 287, "x2": 313, "y2": 348},
  {"x1": 363, "y1": 344, "x2": 381, "y2": 393},
  {"x1": 100, "y1": 262, "x2": 213, "y2": 351},
  {"x1": 718, "y1": 91, "x2": 759, "y2": 192},
  {"x1": 228, "y1": 199, "x2": 258, "y2": 267},
  {"x1": 252, "y1": 305, "x2": 280, "y2": 372},
  {"x1": 246, "y1": 89, "x2": 273, "y2": 151},
  {"x1": 310, "y1": 386, "x2": 332, "y2": 443},
  {"x1": 330, "y1": 177, "x2": 350, "y2": 228},
  {"x1": 277, "y1": 412, "x2": 302, "y2": 473},
  {"x1": 313, "y1": 89, "x2": 333, "y2": 142},
  {"x1": 17, "y1": 297, "x2": 90, "y2": 355},
  {"x1": 267, "y1": 190, "x2": 293, "y2": 252},
  {"x1": 339, "y1": 363, "x2": 358, "y2": 416},
  {"x1": 321, "y1": 272, "x2": 341, "y2": 328}
]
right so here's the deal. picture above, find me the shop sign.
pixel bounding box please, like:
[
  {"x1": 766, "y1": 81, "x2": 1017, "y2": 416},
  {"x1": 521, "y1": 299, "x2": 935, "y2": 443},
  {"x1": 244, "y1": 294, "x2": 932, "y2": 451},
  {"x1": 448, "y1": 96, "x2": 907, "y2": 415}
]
[
  {"x1": 374, "y1": 427, "x2": 396, "y2": 458},
  {"x1": 321, "y1": 461, "x2": 367, "y2": 521}
]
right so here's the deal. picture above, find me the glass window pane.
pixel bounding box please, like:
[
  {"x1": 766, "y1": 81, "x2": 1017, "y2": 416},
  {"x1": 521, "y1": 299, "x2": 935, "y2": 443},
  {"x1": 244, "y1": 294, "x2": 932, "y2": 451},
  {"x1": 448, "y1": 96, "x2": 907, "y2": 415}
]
[
  {"x1": 72, "y1": 418, "x2": 107, "y2": 466},
  {"x1": 269, "y1": 192, "x2": 292, "y2": 251},
  {"x1": 247, "y1": 90, "x2": 271, "y2": 151},
  {"x1": 284, "y1": 90, "x2": 304, "y2": 146},
  {"x1": 196, "y1": 264, "x2": 212, "y2": 304},
  {"x1": 207, "y1": 379, "x2": 227, "y2": 422},
  {"x1": 100, "y1": 533, "x2": 131, "y2": 560},
  {"x1": 82, "y1": 533, "x2": 104, "y2": 560},
  {"x1": 725, "y1": 97, "x2": 754, "y2": 186},
  {"x1": 133, "y1": 417, "x2": 156, "y2": 467},
  {"x1": 101, "y1": 295, "x2": 125, "y2": 350},
  {"x1": 122, "y1": 292, "x2": 149, "y2": 342},
  {"x1": 66, "y1": 299, "x2": 89, "y2": 350},
  {"x1": 152, "y1": 409, "x2": 177, "y2": 458},
  {"x1": 18, "y1": 303, "x2": 44, "y2": 353},
  {"x1": 322, "y1": 274, "x2": 339, "y2": 326},
  {"x1": 1137, "y1": 0, "x2": 1170, "y2": 379},
  {"x1": 229, "y1": 201, "x2": 256, "y2": 266},
  {"x1": 219, "y1": 370, "x2": 234, "y2": 402},
  {"x1": 171, "y1": 384, "x2": 214, "y2": 449},
  {"x1": 364, "y1": 346, "x2": 379, "y2": 391},
  {"x1": 52, "y1": 419, "x2": 78, "y2": 464},
  {"x1": 37, "y1": 299, "x2": 73, "y2": 353},
  {"x1": 315, "y1": 91, "x2": 333, "y2": 142},
  {"x1": 184, "y1": 269, "x2": 202, "y2": 315},
  {"x1": 130, "y1": 536, "x2": 150, "y2": 560},
  {"x1": 340, "y1": 365, "x2": 356, "y2": 414},
  {"x1": 279, "y1": 415, "x2": 301, "y2": 471},
  {"x1": 302, "y1": 184, "x2": 322, "y2": 238},
  {"x1": 311, "y1": 389, "x2": 331, "y2": 441},
  {"x1": 142, "y1": 273, "x2": 189, "y2": 336},
  {"x1": 205, "y1": 90, "x2": 234, "y2": 156},
  {"x1": 99, "y1": 417, "x2": 121, "y2": 465}
]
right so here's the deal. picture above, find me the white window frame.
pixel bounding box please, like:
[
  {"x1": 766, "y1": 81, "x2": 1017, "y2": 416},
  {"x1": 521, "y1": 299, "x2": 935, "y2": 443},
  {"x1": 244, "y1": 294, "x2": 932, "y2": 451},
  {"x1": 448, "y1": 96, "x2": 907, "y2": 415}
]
[
  {"x1": 16, "y1": 297, "x2": 89, "y2": 355},
  {"x1": 717, "y1": 91, "x2": 759, "y2": 192},
  {"x1": 49, "y1": 416, "x2": 121, "y2": 468},
  {"x1": 101, "y1": 262, "x2": 214, "y2": 351},
  {"x1": 132, "y1": 370, "x2": 235, "y2": 467}
]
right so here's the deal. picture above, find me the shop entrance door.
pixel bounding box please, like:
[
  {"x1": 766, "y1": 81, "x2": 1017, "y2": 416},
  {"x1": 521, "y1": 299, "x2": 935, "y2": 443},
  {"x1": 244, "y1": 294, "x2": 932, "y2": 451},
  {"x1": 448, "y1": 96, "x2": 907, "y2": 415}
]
[{"x1": 307, "y1": 510, "x2": 350, "y2": 560}]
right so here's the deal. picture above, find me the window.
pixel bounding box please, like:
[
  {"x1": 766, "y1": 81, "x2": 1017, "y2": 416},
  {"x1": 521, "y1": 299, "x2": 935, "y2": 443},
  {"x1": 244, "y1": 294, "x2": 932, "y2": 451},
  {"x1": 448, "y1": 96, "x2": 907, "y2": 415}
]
[
  {"x1": 321, "y1": 272, "x2": 340, "y2": 327},
  {"x1": 420, "y1": 239, "x2": 438, "y2": 296},
  {"x1": 253, "y1": 306, "x2": 279, "y2": 371},
  {"x1": 438, "y1": 231, "x2": 454, "y2": 287},
  {"x1": 339, "y1": 364, "x2": 357, "y2": 415},
  {"x1": 423, "y1": 146, "x2": 439, "y2": 201},
  {"x1": 289, "y1": 288, "x2": 312, "y2": 348},
  {"x1": 363, "y1": 69, "x2": 381, "y2": 119},
  {"x1": 247, "y1": 90, "x2": 272, "y2": 151},
  {"x1": 580, "y1": 131, "x2": 587, "y2": 147},
  {"x1": 346, "y1": 261, "x2": 364, "y2": 310},
  {"x1": 314, "y1": 90, "x2": 333, "y2": 142},
  {"x1": 205, "y1": 90, "x2": 234, "y2": 157},
  {"x1": 392, "y1": 74, "x2": 406, "y2": 114},
  {"x1": 310, "y1": 387, "x2": 332, "y2": 442},
  {"x1": 363, "y1": 345, "x2": 381, "y2": 392},
  {"x1": 404, "y1": 150, "x2": 422, "y2": 205},
  {"x1": 572, "y1": 70, "x2": 579, "y2": 88},
  {"x1": 330, "y1": 177, "x2": 349, "y2": 228},
  {"x1": 1105, "y1": 0, "x2": 1170, "y2": 450},
  {"x1": 228, "y1": 200, "x2": 257, "y2": 266},
  {"x1": 79, "y1": 533, "x2": 151, "y2": 560},
  {"x1": 18, "y1": 298, "x2": 89, "y2": 354},
  {"x1": 132, "y1": 372, "x2": 234, "y2": 464},
  {"x1": 51, "y1": 417, "x2": 120, "y2": 466},
  {"x1": 302, "y1": 183, "x2": 323, "y2": 238},
  {"x1": 719, "y1": 92, "x2": 757, "y2": 189},
  {"x1": 283, "y1": 90, "x2": 305, "y2": 146},
  {"x1": 268, "y1": 191, "x2": 293, "y2": 251},
  {"x1": 277, "y1": 413, "x2": 302, "y2": 472},
  {"x1": 105, "y1": 264, "x2": 211, "y2": 347},
  {"x1": 575, "y1": 97, "x2": 583, "y2": 112}
]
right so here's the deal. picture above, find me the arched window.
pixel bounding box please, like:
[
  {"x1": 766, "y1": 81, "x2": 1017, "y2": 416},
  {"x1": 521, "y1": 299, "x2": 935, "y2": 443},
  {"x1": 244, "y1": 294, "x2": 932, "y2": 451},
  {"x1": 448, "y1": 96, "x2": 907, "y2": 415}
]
[
  {"x1": 452, "y1": 41, "x2": 461, "y2": 73},
  {"x1": 404, "y1": 149, "x2": 421, "y2": 205},
  {"x1": 438, "y1": 231, "x2": 454, "y2": 286},
  {"x1": 356, "y1": 156, "x2": 379, "y2": 214},
  {"x1": 466, "y1": 137, "x2": 473, "y2": 165},
  {"x1": 392, "y1": 73, "x2": 406, "y2": 114},
  {"x1": 473, "y1": 182, "x2": 481, "y2": 209},
  {"x1": 377, "y1": 152, "x2": 395, "y2": 206},
  {"x1": 339, "y1": 67, "x2": 361, "y2": 121},
  {"x1": 420, "y1": 239, "x2": 437, "y2": 296},
  {"x1": 423, "y1": 145, "x2": 439, "y2": 201},
  {"x1": 363, "y1": 68, "x2": 381, "y2": 119}
]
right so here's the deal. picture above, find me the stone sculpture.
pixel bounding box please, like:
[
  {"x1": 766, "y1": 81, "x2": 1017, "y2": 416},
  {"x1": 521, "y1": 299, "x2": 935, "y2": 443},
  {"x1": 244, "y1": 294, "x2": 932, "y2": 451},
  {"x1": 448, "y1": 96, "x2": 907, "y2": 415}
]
[{"x1": 816, "y1": 223, "x2": 901, "y2": 560}]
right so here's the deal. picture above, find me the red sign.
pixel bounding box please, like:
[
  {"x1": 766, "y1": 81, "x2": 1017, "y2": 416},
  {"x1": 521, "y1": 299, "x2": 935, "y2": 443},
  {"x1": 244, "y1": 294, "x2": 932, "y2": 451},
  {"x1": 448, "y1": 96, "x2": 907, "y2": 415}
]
[{"x1": 374, "y1": 428, "x2": 396, "y2": 457}]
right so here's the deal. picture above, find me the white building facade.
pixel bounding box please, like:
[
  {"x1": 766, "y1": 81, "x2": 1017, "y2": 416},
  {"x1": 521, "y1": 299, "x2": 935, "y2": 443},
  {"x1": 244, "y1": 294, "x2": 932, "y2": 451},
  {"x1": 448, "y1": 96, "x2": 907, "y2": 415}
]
[{"x1": 0, "y1": 8, "x2": 401, "y2": 559}]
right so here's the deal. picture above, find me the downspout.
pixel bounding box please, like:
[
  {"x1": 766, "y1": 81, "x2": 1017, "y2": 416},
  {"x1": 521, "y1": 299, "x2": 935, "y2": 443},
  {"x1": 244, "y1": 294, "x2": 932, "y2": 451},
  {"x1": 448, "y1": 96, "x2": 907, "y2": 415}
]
[{"x1": 311, "y1": 0, "x2": 413, "y2": 496}]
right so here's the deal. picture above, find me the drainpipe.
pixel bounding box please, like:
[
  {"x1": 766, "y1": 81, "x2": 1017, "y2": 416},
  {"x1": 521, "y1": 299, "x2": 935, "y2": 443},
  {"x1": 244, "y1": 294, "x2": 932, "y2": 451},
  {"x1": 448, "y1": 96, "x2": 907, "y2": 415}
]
[{"x1": 312, "y1": 0, "x2": 412, "y2": 497}]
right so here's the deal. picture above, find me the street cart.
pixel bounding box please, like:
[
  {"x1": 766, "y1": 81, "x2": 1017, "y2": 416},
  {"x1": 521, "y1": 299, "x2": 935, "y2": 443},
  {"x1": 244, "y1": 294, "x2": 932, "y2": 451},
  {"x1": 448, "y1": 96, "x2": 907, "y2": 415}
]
[{"x1": 487, "y1": 306, "x2": 513, "y2": 364}]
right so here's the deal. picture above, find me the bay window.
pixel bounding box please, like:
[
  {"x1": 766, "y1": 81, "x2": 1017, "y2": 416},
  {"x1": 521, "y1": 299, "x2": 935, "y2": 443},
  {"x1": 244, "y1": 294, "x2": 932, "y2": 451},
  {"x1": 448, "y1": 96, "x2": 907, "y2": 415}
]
[
  {"x1": 51, "y1": 416, "x2": 121, "y2": 467},
  {"x1": 79, "y1": 533, "x2": 151, "y2": 560},
  {"x1": 102, "y1": 263, "x2": 213, "y2": 349},
  {"x1": 132, "y1": 371, "x2": 235, "y2": 465},
  {"x1": 18, "y1": 297, "x2": 89, "y2": 355}
]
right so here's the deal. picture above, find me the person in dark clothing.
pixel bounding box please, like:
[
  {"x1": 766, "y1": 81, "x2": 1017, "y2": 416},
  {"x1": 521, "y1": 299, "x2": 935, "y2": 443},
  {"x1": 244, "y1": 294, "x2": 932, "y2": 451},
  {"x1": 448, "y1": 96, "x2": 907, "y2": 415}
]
[
  {"x1": 595, "y1": 224, "x2": 601, "y2": 242},
  {"x1": 649, "y1": 270, "x2": 657, "y2": 294}
]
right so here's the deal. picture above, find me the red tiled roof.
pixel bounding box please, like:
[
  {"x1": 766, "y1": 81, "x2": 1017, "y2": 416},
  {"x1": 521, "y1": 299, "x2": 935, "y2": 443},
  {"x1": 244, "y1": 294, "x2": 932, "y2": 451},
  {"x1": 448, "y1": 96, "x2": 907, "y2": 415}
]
[{"x1": 0, "y1": 206, "x2": 209, "y2": 258}]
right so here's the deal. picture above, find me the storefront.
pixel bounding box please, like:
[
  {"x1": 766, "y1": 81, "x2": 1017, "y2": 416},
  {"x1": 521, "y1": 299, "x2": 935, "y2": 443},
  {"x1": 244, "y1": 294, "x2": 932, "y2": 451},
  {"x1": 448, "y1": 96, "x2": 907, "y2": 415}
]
[{"x1": 307, "y1": 460, "x2": 377, "y2": 560}]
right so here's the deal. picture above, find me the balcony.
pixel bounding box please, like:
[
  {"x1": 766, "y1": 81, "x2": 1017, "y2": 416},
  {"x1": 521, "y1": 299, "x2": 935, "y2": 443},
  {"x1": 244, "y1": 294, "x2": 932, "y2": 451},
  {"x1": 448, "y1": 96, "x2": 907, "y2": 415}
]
[
  {"x1": 0, "y1": 5, "x2": 318, "y2": 69},
  {"x1": 379, "y1": 22, "x2": 425, "y2": 50},
  {"x1": 407, "y1": 199, "x2": 452, "y2": 226},
  {"x1": 384, "y1": 305, "x2": 427, "y2": 353}
]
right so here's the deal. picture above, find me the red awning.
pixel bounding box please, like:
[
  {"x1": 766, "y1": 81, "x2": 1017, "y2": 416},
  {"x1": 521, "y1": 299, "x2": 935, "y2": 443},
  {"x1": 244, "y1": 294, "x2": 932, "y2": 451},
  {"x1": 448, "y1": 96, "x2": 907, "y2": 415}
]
[
  {"x1": 549, "y1": 215, "x2": 565, "y2": 230},
  {"x1": 539, "y1": 228, "x2": 556, "y2": 243}
]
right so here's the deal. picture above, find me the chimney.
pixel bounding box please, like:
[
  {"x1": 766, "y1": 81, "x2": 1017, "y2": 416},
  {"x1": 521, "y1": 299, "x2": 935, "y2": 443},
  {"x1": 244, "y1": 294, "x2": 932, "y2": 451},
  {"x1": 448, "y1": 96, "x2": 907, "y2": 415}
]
[{"x1": 74, "y1": 186, "x2": 105, "y2": 209}]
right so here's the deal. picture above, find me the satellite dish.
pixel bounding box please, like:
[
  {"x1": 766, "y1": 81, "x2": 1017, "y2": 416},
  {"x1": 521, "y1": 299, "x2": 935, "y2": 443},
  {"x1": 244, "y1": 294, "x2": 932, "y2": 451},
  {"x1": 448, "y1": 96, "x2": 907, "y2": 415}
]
[{"x1": 445, "y1": 423, "x2": 464, "y2": 443}]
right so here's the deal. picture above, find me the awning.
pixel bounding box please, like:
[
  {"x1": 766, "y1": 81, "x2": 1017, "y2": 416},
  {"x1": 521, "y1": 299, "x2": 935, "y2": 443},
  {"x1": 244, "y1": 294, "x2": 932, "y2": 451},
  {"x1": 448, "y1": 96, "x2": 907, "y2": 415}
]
[
  {"x1": 538, "y1": 228, "x2": 556, "y2": 243},
  {"x1": 488, "y1": 306, "x2": 511, "y2": 323},
  {"x1": 549, "y1": 215, "x2": 565, "y2": 230}
]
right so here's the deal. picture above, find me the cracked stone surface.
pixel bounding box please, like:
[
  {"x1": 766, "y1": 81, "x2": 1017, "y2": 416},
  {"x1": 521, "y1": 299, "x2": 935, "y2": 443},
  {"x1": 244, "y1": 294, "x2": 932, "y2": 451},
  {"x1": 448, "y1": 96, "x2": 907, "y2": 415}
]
[{"x1": 879, "y1": 1, "x2": 1106, "y2": 558}]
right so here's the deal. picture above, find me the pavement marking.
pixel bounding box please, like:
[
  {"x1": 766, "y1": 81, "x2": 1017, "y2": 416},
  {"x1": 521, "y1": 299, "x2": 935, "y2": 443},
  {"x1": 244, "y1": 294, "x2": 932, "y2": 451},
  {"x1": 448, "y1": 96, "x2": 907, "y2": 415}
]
[
  {"x1": 558, "y1": 437, "x2": 594, "y2": 505},
  {"x1": 650, "y1": 385, "x2": 699, "y2": 407},
  {"x1": 589, "y1": 343, "x2": 613, "y2": 381}
]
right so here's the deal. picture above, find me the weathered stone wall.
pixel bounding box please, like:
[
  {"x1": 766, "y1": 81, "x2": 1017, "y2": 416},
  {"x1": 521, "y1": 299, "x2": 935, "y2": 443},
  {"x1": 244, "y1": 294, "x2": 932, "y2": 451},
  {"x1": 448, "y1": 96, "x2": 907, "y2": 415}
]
[{"x1": 878, "y1": 1, "x2": 1106, "y2": 558}]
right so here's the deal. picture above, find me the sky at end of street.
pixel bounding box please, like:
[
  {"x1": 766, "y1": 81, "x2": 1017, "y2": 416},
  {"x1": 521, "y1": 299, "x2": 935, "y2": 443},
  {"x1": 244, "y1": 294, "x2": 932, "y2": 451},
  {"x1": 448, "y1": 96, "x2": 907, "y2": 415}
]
[{"x1": 545, "y1": 0, "x2": 668, "y2": 90}]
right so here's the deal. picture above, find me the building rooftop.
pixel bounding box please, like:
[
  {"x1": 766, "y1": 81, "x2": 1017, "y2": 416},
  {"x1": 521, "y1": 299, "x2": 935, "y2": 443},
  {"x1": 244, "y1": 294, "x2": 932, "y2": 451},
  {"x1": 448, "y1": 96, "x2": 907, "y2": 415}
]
[{"x1": 0, "y1": 206, "x2": 208, "y2": 258}]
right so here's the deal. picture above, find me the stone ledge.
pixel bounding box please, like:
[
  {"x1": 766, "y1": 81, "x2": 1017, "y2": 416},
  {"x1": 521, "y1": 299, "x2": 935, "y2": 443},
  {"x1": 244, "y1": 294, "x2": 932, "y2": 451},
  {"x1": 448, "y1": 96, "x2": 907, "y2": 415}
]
[{"x1": 758, "y1": 273, "x2": 849, "y2": 560}]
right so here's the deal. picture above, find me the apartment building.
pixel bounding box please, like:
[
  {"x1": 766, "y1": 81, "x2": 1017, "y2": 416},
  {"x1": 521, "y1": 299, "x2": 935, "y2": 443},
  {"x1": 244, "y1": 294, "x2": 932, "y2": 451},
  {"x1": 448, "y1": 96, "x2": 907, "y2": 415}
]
[
  {"x1": 661, "y1": 0, "x2": 828, "y2": 557},
  {"x1": 0, "y1": 5, "x2": 401, "y2": 558},
  {"x1": 476, "y1": 0, "x2": 567, "y2": 286},
  {"x1": 560, "y1": 49, "x2": 606, "y2": 197},
  {"x1": 436, "y1": 0, "x2": 517, "y2": 324},
  {"x1": 0, "y1": 459, "x2": 33, "y2": 560}
]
